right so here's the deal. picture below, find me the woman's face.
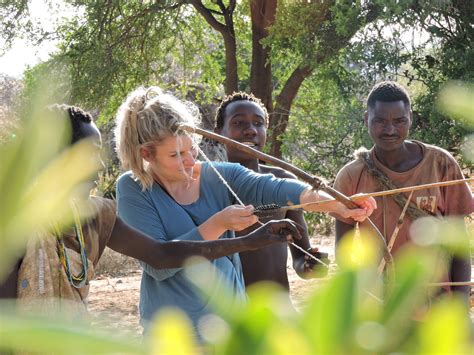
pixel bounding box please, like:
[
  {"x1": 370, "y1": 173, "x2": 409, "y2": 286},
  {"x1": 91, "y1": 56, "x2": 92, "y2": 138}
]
[{"x1": 144, "y1": 134, "x2": 198, "y2": 182}]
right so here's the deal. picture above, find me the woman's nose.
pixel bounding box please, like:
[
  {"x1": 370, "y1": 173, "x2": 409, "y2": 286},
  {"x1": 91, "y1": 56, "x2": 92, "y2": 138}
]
[{"x1": 183, "y1": 151, "x2": 196, "y2": 166}]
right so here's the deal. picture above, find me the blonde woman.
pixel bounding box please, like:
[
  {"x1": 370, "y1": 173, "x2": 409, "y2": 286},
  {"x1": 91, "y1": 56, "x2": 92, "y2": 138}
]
[
  {"x1": 0, "y1": 105, "x2": 303, "y2": 312},
  {"x1": 114, "y1": 86, "x2": 376, "y2": 336}
]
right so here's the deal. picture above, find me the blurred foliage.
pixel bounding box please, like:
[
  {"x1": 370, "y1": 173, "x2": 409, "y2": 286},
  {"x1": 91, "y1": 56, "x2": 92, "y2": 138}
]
[
  {"x1": 1, "y1": 80, "x2": 473, "y2": 354},
  {"x1": 1, "y1": 4, "x2": 473, "y2": 350},
  {"x1": 178, "y1": 224, "x2": 473, "y2": 354},
  {"x1": 0, "y1": 82, "x2": 99, "y2": 279},
  {"x1": 2, "y1": 220, "x2": 473, "y2": 353},
  {"x1": 438, "y1": 82, "x2": 474, "y2": 164},
  {"x1": 0, "y1": 309, "x2": 146, "y2": 354}
]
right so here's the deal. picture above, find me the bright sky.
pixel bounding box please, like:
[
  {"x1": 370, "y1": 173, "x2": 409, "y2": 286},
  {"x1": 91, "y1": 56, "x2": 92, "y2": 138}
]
[
  {"x1": 0, "y1": 0, "x2": 77, "y2": 78},
  {"x1": 0, "y1": 39, "x2": 57, "y2": 77}
]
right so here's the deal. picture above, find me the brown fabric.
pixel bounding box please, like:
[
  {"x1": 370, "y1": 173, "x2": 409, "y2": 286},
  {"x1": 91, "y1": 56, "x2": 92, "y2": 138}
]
[
  {"x1": 17, "y1": 196, "x2": 117, "y2": 315},
  {"x1": 356, "y1": 148, "x2": 434, "y2": 220},
  {"x1": 333, "y1": 141, "x2": 473, "y2": 254}
]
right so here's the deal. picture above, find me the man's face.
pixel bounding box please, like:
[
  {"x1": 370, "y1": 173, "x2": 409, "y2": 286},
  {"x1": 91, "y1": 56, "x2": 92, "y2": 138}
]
[
  {"x1": 365, "y1": 100, "x2": 412, "y2": 152},
  {"x1": 216, "y1": 100, "x2": 267, "y2": 161}
]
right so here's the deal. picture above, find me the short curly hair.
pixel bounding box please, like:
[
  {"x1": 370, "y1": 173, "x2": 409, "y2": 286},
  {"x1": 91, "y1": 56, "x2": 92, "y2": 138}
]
[
  {"x1": 367, "y1": 81, "x2": 411, "y2": 109},
  {"x1": 215, "y1": 92, "x2": 269, "y2": 129},
  {"x1": 48, "y1": 104, "x2": 94, "y2": 144}
]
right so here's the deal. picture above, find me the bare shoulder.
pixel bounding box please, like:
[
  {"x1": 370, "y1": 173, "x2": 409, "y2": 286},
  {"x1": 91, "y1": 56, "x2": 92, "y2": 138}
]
[{"x1": 259, "y1": 164, "x2": 297, "y2": 179}]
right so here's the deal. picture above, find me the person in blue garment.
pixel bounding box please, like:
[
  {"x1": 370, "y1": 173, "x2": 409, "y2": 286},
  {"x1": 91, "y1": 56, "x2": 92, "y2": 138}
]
[
  {"x1": 114, "y1": 86, "x2": 376, "y2": 337},
  {"x1": 0, "y1": 105, "x2": 305, "y2": 311}
]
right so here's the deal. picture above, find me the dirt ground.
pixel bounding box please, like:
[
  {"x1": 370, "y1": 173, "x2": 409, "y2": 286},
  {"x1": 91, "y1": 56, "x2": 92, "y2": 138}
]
[{"x1": 88, "y1": 234, "x2": 474, "y2": 337}]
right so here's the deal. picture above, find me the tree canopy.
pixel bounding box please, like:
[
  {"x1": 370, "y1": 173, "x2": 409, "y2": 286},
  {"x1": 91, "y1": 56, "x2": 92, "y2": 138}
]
[{"x1": 2, "y1": 0, "x2": 473, "y2": 173}]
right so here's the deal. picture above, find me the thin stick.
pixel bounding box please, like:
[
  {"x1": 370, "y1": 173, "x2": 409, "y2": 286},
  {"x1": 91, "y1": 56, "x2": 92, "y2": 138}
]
[
  {"x1": 427, "y1": 281, "x2": 474, "y2": 287},
  {"x1": 377, "y1": 191, "x2": 414, "y2": 275},
  {"x1": 352, "y1": 178, "x2": 474, "y2": 200},
  {"x1": 179, "y1": 124, "x2": 393, "y2": 265},
  {"x1": 288, "y1": 241, "x2": 330, "y2": 268},
  {"x1": 386, "y1": 190, "x2": 414, "y2": 253},
  {"x1": 265, "y1": 177, "x2": 474, "y2": 212}
]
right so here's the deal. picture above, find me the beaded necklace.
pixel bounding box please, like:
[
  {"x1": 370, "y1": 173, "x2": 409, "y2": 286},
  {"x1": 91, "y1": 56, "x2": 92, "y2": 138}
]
[{"x1": 54, "y1": 201, "x2": 89, "y2": 288}]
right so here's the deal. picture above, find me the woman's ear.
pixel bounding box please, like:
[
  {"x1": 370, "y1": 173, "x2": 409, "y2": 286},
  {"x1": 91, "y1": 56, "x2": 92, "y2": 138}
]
[{"x1": 140, "y1": 147, "x2": 153, "y2": 162}]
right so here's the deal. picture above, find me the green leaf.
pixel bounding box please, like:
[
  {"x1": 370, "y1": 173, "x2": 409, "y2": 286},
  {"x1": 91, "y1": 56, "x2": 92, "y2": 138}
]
[
  {"x1": 0, "y1": 311, "x2": 145, "y2": 354},
  {"x1": 300, "y1": 270, "x2": 357, "y2": 353},
  {"x1": 418, "y1": 297, "x2": 471, "y2": 353}
]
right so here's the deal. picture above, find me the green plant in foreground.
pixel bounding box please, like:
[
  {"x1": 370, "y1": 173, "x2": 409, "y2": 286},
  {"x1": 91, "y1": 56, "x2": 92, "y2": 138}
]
[
  {"x1": 193, "y1": 227, "x2": 472, "y2": 354},
  {"x1": 1, "y1": 83, "x2": 473, "y2": 354}
]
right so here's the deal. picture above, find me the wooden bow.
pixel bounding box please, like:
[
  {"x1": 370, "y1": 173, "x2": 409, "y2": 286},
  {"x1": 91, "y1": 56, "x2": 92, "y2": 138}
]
[{"x1": 178, "y1": 124, "x2": 394, "y2": 265}]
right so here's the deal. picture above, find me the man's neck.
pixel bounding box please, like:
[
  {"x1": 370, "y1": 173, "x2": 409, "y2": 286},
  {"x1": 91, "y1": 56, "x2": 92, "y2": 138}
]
[
  {"x1": 229, "y1": 157, "x2": 260, "y2": 172},
  {"x1": 373, "y1": 141, "x2": 422, "y2": 173}
]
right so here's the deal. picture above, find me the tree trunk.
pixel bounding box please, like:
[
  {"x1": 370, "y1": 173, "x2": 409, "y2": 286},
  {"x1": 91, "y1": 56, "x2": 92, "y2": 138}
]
[
  {"x1": 223, "y1": 33, "x2": 238, "y2": 93},
  {"x1": 267, "y1": 2, "x2": 382, "y2": 158},
  {"x1": 269, "y1": 65, "x2": 314, "y2": 158},
  {"x1": 249, "y1": 0, "x2": 277, "y2": 111},
  {"x1": 191, "y1": 0, "x2": 238, "y2": 93}
]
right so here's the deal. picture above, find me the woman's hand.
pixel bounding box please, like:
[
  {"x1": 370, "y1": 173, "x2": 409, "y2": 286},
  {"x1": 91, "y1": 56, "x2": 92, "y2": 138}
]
[
  {"x1": 217, "y1": 205, "x2": 258, "y2": 231},
  {"x1": 299, "y1": 188, "x2": 376, "y2": 222},
  {"x1": 245, "y1": 219, "x2": 302, "y2": 249},
  {"x1": 338, "y1": 195, "x2": 377, "y2": 222},
  {"x1": 199, "y1": 205, "x2": 257, "y2": 240}
]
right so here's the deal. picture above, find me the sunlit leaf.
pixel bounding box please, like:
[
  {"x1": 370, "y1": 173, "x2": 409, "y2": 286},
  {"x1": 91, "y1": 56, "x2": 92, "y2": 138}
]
[
  {"x1": 265, "y1": 322, "x2": 312, "y2": 354},
  {"x1": 301, "y1": 271, "x2": 357, "y2": 353},
  {"x1": 418, "y1": 297, "x2": 471, "y2": 354},
  {"x1": 183, "y1": 256, "x2": 246, "y2": 321},
  {"x1": 336, "y1": 228, "x2": 380, "y2": 270},
  {"x1": 437, "y1": 82, "x2": 474, "y2": 126},
  {"x1": 381, "y1": 247, "x2": 437, "y2": 335},
  {"x1": 218, "y1": 282, "x2": 293, "y2": 354},
  {"x1": 0, "y1": 138, "x2": 99, "y2": 279},
  {"x1": 0, "y1": 310, "x2": 144, "y2": 354},
  {"x1": 355, "y1": 321, "x2": 388, "y2": 352},
  {"x1": 149, "y1": 308, "x2": 197, "y2": 354}
]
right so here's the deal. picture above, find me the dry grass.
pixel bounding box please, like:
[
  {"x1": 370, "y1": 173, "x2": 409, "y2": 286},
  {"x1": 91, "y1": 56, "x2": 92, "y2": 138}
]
[{"x1": 95, "y1": 248, "x2": 141, "y2": 277}]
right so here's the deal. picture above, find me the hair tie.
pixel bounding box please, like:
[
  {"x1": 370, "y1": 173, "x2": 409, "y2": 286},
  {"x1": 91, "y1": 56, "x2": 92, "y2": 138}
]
[{"x1": 145, "y1": 87, "x2": 163, "y2": 102}]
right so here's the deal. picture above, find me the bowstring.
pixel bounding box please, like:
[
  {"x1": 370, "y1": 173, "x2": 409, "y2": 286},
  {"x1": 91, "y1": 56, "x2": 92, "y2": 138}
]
[
  {"x1": 195, "y1": 141, "x2": 246, "y2": 207},
  {"x1": 186, "y1": 131, "x2": 329, "y2": 269}
]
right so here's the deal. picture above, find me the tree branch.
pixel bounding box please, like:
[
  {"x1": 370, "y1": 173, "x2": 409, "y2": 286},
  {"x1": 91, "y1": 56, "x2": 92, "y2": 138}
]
[{"x1": 189, "y1": 0, "x2": 227, "y2": 34}]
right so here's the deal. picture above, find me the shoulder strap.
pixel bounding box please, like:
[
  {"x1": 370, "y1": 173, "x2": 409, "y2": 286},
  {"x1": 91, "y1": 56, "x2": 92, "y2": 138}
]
[{"x1": 356, "y1": 149, "x2": 434, "y2": 219}]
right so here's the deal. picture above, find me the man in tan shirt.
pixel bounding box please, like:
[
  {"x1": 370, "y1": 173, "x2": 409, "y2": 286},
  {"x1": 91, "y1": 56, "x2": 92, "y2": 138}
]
[{"x1": 333, "y1": 81, "x2": 472, "y2": 298}]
